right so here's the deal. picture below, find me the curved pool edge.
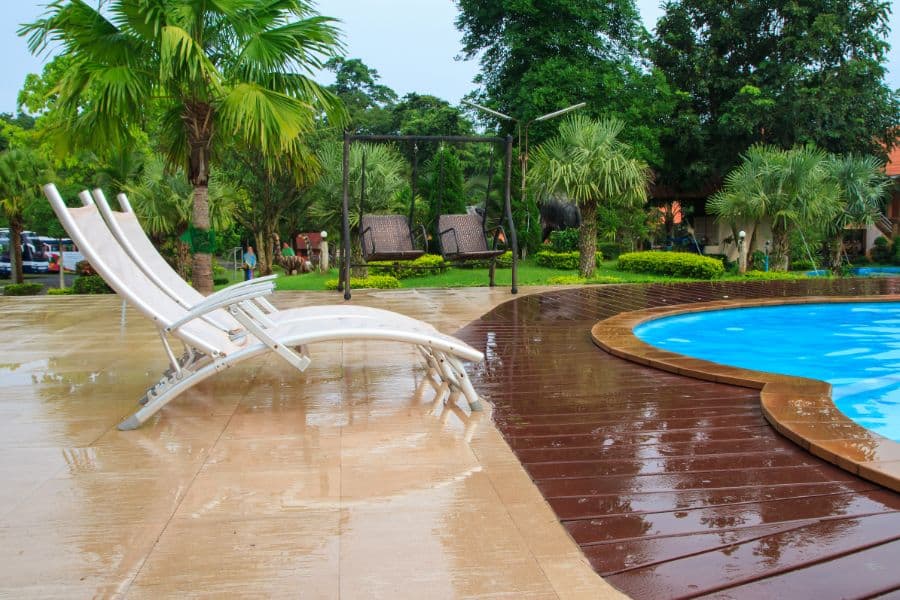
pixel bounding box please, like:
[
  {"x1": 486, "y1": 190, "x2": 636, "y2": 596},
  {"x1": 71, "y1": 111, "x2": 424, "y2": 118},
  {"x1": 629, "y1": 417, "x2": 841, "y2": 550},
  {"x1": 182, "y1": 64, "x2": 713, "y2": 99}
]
[{"x1": 590, "y1": 295, "x2": 900, "y2": 493}]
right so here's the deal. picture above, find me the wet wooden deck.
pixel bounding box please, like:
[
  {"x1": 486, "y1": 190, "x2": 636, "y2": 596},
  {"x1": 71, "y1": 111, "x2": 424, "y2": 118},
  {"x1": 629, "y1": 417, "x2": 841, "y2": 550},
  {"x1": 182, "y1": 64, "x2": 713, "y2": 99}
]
[{"x1": 457, "y1": 279, "x2": 900, "y2": 599}]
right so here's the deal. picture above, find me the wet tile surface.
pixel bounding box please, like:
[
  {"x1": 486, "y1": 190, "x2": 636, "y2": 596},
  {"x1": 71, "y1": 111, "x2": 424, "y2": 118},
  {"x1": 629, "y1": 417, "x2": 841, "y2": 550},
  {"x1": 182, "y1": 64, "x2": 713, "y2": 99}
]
[
  {"x1": 0, "y1": 288, "x2": 619, "y2": 599},
  {"x1": 455, "y1": 279, "x2": 900, "y2": 599}
]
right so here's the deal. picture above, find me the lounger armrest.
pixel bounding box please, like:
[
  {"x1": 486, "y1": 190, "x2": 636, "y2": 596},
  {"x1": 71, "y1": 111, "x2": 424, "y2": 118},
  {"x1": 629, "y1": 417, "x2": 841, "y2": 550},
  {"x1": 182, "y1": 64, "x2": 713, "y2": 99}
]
[
  {"x1": 185, "y1": 274, "x2": 280, "y2": 322},
  {"x1": 165, "y1": 280, "x2": 276, "y2": 333}
]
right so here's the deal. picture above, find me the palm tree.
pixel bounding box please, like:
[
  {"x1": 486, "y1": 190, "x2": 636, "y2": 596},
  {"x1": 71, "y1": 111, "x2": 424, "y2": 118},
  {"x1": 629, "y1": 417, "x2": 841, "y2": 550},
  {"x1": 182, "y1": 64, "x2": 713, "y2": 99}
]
[
  {"x1": 0, "y1": 148, "x2": 50, "y2": 283},
  {"x1": 22, "y1": 0, "x2": 347, "y2": 293},
  {"x1": 708, "y1": 145, "x2": 838, "y2": 271},
  {"x1": 126, "y1": 155, "x2": 237, "y2": 279},
  {"x1": 823, "y1": 154, "x2": 891, "y2": 270},
  {"x1": 309, "y1": 142, "x2": 408, "y2": 240},
  {"x1": 528, "y1": 115, "x2": 650, "y2": 278}
]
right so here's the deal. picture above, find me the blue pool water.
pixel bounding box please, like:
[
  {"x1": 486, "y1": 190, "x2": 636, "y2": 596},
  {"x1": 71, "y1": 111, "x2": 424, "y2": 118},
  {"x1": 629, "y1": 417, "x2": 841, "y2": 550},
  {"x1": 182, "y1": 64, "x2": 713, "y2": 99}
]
[{"x1": 634, "y1": 302, "x2": 900, "y2": 442}]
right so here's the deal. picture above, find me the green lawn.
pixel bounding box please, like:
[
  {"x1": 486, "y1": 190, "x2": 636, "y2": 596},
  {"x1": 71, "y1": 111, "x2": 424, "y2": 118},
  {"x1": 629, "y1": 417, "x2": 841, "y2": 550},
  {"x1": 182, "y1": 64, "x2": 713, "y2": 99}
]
[{"x1": 214, "y1": 258, "x2": 816, "y2": 292}]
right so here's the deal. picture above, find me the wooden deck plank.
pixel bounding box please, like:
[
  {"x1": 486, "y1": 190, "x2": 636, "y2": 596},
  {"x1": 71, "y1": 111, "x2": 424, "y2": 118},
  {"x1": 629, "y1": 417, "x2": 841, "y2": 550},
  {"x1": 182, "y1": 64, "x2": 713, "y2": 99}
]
[{"x1": 458, "y1": 279, "x2": 900, "y2": 599}]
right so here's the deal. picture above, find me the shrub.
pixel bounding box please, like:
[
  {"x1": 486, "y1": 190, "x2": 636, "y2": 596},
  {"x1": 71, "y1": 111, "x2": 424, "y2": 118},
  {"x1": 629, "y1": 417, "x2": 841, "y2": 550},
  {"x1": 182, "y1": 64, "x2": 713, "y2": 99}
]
[
  {"x1": 548, "y1": 275, "x2": 586, "y2": 285},
  {"x1": 72, "y1": 275, "x2": 113, "y2": 294},
  {"x1": 3, "y1": 283, "x2": 43, "y2": 296},
  {"x1": 367, "y1": 254, "x2": 446, "y2": 279},
  {"x1": 617, "y1": 251, "x2": 724, "y2": 279},
  {"x1": 47, "y1": 287, "x2": 74, "y2": 295},
  {"x1": 872, "y1": 236, "x2": 892, "y2": 263},
  {"x1": 750, "y1": 250, "x2": 767, "y2": 271},
  {"x1": 494, "y1": 250, "x2": 513, "y2": 268},
  {"x1": 598, "y1": 242, "x2": 624, "y2": 260},
  {"x1": 213, "y1": 277, "x2": 230, "y2": 286},
  {"x1": 789, "y1": 259, "x2": 816, "y2": 271},
  {"x1": 535, "y1": 250, "x2": 602, "y2": 270},
  {"x1": 549, "y1": 228, "x2": 580, "y2": 252},
  {"x1": 324, "y1": 274, "x2": 400, "y2": 290},
  {"x1": 743, "y1": 270, "x2": 806, "y2": 280},
  {"x1": 75, "y1": 260, "x2": 96, "y2": 276},
  {"x1": 587, "y1": 276, "x2": 622, "y2": 284}
]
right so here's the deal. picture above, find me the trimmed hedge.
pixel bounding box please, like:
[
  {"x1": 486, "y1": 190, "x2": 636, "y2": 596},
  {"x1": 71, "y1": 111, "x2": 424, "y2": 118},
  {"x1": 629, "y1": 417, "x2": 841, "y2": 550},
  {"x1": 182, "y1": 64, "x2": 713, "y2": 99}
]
[
  {"x1": 324, "y1": 274, "x2": 400, "y2": 290},
  {"x1": 367, "y1": 254, "x2": 446, "y2": 279},
  {"x1": 617, "y1": 251, "x2": 724, "y2": 279},
  {"x1": 549, "y1": 229, "x2": 579, "y2": 252},
  {"x1": 494, "y1": 250, "x2": 513, "y2": 268},
  {"x1": 535, "y1": 250, "x2": 602, "y2": 270},
  {"x1": 72, "y1": 275, "x2": 114, "y2": 294},
  {"x1": 743, "y1": 270, "x2": 806, "y2": 280},
  {"x1": 3, "y1": 283, "x2": 43, "y2": 296},
  {"x1": 598, "y1": 242, "x2": 624, "y2": 260},
  {"x1": 547, "y1": 275, "x2": 586, "y2": 285},
  {"x1": 47, "y1": 287, "x2": 74, "y2": 295}
]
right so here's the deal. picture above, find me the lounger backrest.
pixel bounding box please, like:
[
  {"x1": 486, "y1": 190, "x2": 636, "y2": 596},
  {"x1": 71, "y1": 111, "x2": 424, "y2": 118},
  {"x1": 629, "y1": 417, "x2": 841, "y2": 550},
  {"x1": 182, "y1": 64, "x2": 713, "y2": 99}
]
[
  {"x1": 43, "y1": 184, "x2": 240, "y2": 357},
  {"x1": 438, "y1": 214, "x2": 488, "y2": 255},
  {"x1": 91, "y1": 189, "x2": 240, "y2": 332},
  {"x1": 360, "y1": 215, "x2": 414, "y2": 254}
]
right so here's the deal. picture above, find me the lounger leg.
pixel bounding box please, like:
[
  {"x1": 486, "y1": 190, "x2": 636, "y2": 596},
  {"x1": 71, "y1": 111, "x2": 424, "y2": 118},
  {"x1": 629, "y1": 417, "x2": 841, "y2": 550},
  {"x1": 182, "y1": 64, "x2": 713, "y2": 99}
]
[
  {"x1": 444, "y1": 355, "x2": 483, "y2": 412},
  {"x1": 118, "y1": 360, "x2": 227, "y2": 430}
]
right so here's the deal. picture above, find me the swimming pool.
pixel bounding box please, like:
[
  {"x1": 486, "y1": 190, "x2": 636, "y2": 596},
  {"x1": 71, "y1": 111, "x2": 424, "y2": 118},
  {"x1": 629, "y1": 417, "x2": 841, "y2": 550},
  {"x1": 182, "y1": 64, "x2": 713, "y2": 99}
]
[{"x1": 634, "y1": 302, "x2": 900, "y2": 442}]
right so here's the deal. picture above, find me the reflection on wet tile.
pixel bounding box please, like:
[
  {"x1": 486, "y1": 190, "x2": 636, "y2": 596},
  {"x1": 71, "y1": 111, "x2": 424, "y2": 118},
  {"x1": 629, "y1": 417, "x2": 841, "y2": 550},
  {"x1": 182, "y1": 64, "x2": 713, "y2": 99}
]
[{"x1": 0, "y1": 289, "x2": 615, "y2": 598}]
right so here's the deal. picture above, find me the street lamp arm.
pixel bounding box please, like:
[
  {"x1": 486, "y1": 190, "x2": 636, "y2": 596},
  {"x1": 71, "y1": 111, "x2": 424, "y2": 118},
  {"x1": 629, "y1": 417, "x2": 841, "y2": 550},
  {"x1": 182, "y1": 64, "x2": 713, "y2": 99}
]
[
  {"x1": 461, "y1": 100, "x2": 515, "y2": 122},
  {"x1": 533, "y1": 102, "x2": 587, "y2": 122}
]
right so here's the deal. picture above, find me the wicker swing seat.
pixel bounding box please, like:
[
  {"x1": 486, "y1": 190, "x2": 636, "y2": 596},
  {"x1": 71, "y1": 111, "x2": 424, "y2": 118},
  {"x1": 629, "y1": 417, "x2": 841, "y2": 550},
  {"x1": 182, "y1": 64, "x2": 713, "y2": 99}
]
[
  {"x1": 360, "y1": 215, "x2": 426, "y2": 262},
  {"x1": 438, "y1": 214, "x2": 507, "y2": 261}
]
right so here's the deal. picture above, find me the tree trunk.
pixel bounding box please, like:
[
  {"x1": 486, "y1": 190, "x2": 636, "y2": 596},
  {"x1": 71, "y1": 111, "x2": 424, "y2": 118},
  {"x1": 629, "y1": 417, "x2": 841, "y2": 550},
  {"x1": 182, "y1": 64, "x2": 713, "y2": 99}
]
[
  {"x1": 10, "y1": 215, "x2": 23, "y2": 284},
  {"x1": 578, "y1": 201, "x2": 598, "y2": 278},
  {"x1": 771, "y1": 225, "x2": 790, "y2": 271},
  {"x1": 191, "y1": 184, "x2": 212, "y2": 294},
  {"x1": 175, "y1": 239, "x2": 192, "y2": 280},
  {"x1": 185, "y1": 102, "x2": 214, "y2": 295},
  {"x1": 830, "y1": 233, "x2": 844, "y2": 272},
  {"x1": 255, "y1": 230, "x2": 275, "y2": 277}
]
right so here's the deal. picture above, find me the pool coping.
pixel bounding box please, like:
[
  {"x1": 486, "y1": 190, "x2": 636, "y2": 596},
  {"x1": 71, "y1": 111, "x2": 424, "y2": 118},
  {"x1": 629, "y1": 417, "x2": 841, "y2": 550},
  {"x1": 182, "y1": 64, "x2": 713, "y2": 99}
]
[{"x1": 590, "y1": 295, "x2": 900, "y2": 493}]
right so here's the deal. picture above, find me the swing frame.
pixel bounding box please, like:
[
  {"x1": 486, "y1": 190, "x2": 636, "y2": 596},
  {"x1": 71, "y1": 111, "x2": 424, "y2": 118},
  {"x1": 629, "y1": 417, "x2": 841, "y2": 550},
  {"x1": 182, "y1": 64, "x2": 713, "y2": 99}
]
[{"x1": 340, "y1": 132, "x2": 519, "y2": 300}]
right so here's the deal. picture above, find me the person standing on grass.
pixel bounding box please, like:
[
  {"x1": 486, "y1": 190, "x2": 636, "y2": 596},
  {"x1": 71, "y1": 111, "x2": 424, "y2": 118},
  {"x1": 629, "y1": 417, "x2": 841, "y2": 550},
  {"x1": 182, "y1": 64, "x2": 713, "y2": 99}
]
[{"x1": 242, "y1": 245, "x2": 257, "y2": 281}]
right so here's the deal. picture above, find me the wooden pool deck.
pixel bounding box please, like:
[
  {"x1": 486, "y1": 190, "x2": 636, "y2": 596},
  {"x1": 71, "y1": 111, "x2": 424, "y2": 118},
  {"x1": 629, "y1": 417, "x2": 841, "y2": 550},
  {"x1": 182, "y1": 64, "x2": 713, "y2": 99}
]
[{"x1": 457, "y1": 279, "x2": 900, "y2": 599}]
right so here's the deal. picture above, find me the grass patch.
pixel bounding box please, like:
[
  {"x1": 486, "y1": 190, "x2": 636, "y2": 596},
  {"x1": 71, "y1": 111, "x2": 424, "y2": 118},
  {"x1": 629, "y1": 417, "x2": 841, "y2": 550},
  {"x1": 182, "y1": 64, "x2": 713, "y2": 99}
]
[{"x1": 213, "y1": 258, "x2": 818, "y2": 292}]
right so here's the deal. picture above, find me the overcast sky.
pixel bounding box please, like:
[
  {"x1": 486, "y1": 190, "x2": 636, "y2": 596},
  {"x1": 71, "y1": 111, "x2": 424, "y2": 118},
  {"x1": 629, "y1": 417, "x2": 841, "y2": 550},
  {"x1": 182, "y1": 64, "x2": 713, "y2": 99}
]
[{"x1": 2, "y1": 0, "x2": 898, "y2": 113}]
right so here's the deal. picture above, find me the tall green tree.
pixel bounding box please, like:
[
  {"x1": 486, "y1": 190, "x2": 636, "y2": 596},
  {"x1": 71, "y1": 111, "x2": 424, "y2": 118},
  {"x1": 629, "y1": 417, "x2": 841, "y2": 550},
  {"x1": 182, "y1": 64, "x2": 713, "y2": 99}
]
[
  {"x1": 0, "y1": 148, "x2": 51, "y2": 283},
  {"x1": 455, "y1": 0, "x2": 668, "y2": 157},
  {"x1": 23, "y1": 0, "x2": 346, "y2": 294},
  {"x1": 707, "y1": 145, "x2": 839, "y2": 271},
  {"x1": 126, "y1": 155, "x2": 237, "y2": 279},
  {"x1": 422, "y1": 146, "x2": 467, "y2": 242},
  {"x1": 326, "y1": 57, "x2": 397, "y2": 135},
  {"x1": 529, "y1": 116, "x2": 650, "y2": 277},
  {"x1": 653, "y1": 0, "x2": 899, "y2": 187},
  {"x1": 823, "y1": 154, "x2": 891, "y2": 269}
]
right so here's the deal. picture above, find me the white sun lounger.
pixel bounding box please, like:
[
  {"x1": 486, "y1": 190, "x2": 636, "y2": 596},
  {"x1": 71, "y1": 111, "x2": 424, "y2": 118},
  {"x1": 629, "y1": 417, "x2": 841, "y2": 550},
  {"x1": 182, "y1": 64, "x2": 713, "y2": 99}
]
[{"x1": 43, "y1": 183, "x2": 484, "y2": 430}]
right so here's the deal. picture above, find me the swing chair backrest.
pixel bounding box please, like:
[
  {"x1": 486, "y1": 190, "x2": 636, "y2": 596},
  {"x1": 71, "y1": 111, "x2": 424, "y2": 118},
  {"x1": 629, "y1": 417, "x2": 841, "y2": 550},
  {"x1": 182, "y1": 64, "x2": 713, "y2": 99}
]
[
  {"x1": 360, "y1": 214, "x2": 425, "y2": 262},
  {"x1": 438, "y1": 214, "x2": 504, "y2": 259}
]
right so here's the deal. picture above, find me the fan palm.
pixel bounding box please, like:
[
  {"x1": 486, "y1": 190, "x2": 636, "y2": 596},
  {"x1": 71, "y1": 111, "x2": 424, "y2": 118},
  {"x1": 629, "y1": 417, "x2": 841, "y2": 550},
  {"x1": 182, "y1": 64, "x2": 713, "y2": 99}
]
[
  {"x1": 528, "y1": 115, "x2": 650, "y2": 278},
  {"x1": 22, "y1": 0, "x2": 347, "y2": 293},
  {"x1": 125, "y1": 155, "x2": 238, "y2": 278},
  {"x1": 0, "y1": 148, "x2": 51, "y2": 283},
  {"x1": 309, "y1": 142, "x2": 408, "y2": 240},
  {"x1": 823, "y1": 154, "x2": 891, "y2": 270},
  {"x1": 708, "y1": 145, "x2": 838, "y2": 271}
]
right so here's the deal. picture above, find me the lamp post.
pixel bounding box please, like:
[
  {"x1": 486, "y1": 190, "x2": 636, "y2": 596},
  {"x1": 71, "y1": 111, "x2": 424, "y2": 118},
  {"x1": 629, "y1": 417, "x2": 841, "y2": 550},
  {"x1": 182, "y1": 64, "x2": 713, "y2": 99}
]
[
  {"x1": 738, "y1": 230, "x2": 746, "y2": 273},
  {"x1": 462, "y1": 101, "x2": 586, "y2": 247}
]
